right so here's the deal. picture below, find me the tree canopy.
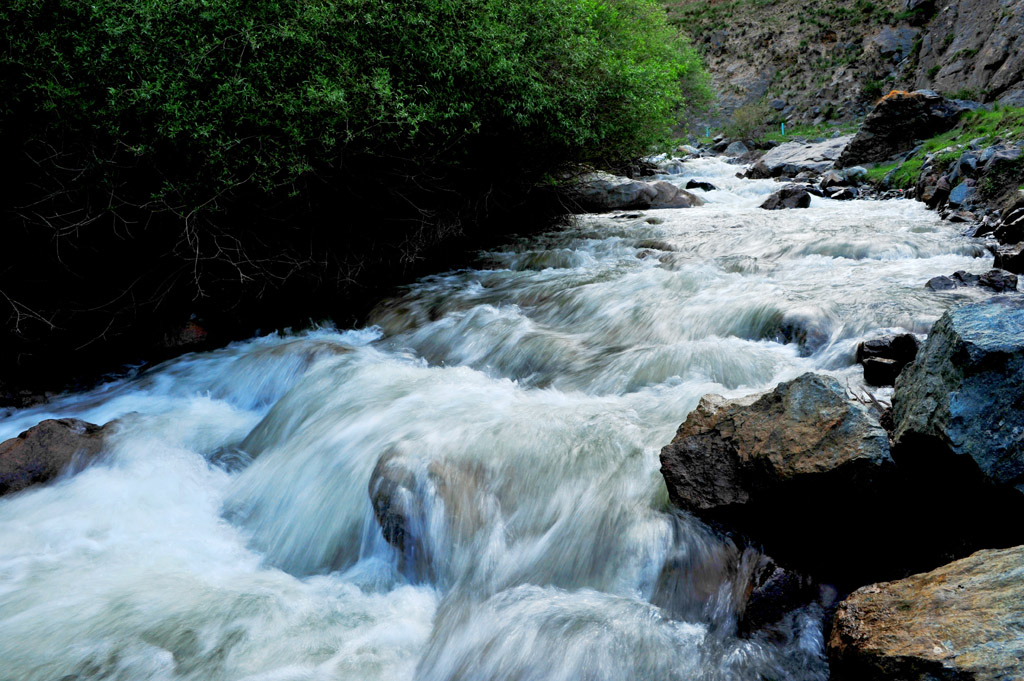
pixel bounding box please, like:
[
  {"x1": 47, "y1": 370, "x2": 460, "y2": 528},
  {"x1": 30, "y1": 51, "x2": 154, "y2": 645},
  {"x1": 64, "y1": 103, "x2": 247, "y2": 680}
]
[{"x1": 0, "y1": 0, "x2": 709, "y2": 388}]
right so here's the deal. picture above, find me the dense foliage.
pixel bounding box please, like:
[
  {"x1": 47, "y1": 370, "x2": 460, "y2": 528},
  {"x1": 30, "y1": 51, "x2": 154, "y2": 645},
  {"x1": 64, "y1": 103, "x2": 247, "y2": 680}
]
[{"x1": 0, "y1": 0, "x2": 708, "y2": 389}]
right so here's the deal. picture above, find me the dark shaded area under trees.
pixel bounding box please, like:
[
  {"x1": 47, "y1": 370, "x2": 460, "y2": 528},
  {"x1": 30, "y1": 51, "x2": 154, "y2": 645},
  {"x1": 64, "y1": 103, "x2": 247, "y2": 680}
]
[{"x1": 0, "y1": 0, "x2": 709, "y2": 402}]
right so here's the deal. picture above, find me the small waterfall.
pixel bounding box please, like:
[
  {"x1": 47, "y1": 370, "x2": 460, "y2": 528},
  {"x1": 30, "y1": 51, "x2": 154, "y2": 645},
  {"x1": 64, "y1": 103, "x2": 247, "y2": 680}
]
[{"x1": 0, "y1": 158, "x2": 994, "y2": 681}]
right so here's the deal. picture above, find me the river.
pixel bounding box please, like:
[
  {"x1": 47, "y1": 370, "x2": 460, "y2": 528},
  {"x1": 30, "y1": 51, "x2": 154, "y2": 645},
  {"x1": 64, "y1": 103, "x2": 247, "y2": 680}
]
[{"x1": 0, "y1": 158, "x2": 994, "y2": 680}]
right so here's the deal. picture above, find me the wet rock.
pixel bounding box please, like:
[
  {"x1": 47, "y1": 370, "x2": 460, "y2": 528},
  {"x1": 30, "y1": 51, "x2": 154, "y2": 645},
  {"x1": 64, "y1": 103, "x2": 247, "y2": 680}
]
[
  {"x1": 838, "y1": 91, "x2": 967, "y2": 168},
  {"x1": 857, "y1": 334, "x2": 919, "y2": 387},
  {"x1": 946, "y1": 210, "x2": 976, "y2": 223},
  {"x1": 685, "y1": 180, "x2": 718, "y2": 192},
  {"x1": 0, "y1": 419, "x2": 108, "y2": 496},
  {"x1": 760, "y1": 185, "x2": 811, "y2": 210},
  {"x1": 893, "y1": 297, "x2": 1024, "y2": 495},
  {"x1": 829, "y1": 545, "x2": 1024, "y2": 681},
  {"x1": 573, "y1": 173, "x2": 705, "y2": 212},
  {"x1": 979, "y1": 269, "x2": 1019, "y2": 292},
  {"x1": 925, "y1": 175, "x2": 951, "y2": 209},
  {"x1": 828, "y1": 187, "x2": 858, "y2": 201},
  {"x1": 819, "y1": 171, "x2": 846, "y2": 191},
  {"x1": 660, "y1": 373, "x2": 893, "y2": 514},
  {"x1": 745, "y1": 136, "x2": 852, "y2": 179},
  {"x1": 158, "y1": 320, "x2": 209, "y2": 351},
  {"x1": 994, "y1": 190, "x2": 1024, "y2": 244},
  {"x1": 925, "y1": 269, "x2": 1017, "y2": 292},
  {"x1": 742, "y1": 558, "x2": 818, "y2": 634},
  {"x1": 724, "y1": 141, "x2": 749, "y2": 157},
  {"x1": 861, "y1": 358, "x2": 901, "y2": 387},
  {"x1": 993, "y1": 243, "x2": 1024, "y2": 274},
  {"x1": 925, "y1": 274, "x2": 957, "y2": 291}
]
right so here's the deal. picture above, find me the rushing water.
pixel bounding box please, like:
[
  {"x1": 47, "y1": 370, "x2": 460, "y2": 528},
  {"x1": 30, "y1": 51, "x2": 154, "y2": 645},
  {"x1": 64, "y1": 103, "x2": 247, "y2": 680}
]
[{"x1": 0, "y1": 158, "x2": 997, "y2": 681}]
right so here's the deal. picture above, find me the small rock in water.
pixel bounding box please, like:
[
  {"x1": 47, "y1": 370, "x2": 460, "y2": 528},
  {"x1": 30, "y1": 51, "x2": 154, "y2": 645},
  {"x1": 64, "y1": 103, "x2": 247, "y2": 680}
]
[
  {"x1": 685, "y1": 180, "x2": 717, "y2": 192},
  {"x1": 925, "y1": 269, "x2": 1017, "y2": 292},
  {"x1": 856, "y1": 333, "x2": 919, "y2": 386},
  {"x1": 760, "y1": 185, "x2": 811, "y2": 210}
]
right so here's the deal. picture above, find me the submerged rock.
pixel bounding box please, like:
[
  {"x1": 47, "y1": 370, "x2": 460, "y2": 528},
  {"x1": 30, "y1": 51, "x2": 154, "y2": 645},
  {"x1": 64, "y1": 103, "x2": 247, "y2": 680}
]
[
  {"x1": 829, "y1": 545, "x2": 1024, "y2": 681},
  {"x1": 573, "y1": 173, "x2": 704, "y2": 212},
  {"x1": 760, "y1": 185, "x2": 812, "y2": 210},
  {"x1": 369, "y1": 448, "x2": 493, "y2": 581},
  {"x1": 0, "y1": 418, "x2": 108, "y2": 496},
  {"x1": 893, "y1": 297, "x2": 1024, "y2": 495}
]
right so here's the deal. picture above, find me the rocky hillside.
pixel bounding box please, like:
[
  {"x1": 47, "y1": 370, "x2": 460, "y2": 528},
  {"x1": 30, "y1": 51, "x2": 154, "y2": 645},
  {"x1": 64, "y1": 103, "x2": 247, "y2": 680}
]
[{"x1": 667, "y1": 0, "x2": 1024, "y2": 127}]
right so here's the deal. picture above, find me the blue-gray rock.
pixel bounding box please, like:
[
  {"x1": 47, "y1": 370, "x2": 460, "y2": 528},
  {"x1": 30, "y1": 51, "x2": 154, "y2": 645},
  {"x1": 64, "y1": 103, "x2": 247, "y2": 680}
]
[
  {"x1": 724, "y1": 140, "x2": 750, "y2": 157},
  {"x1": 948, "y1": 181, "x2": 976, "y2": 207},
  {"x1": 769, "y1": 98, "x2": 786, "y2": 111},
  {"x1": 998, "y1": 89, "x2": 1024, "y2": 109},
  {"x1": 983, "y1": 146, "x2": 1022, "y2": 174},
  {"x1": 893, "y1": 297, "x2": 1024, "y2": 495},
  {"x1": 957, "y1": 151, "x2": 979, "y2": 176}
]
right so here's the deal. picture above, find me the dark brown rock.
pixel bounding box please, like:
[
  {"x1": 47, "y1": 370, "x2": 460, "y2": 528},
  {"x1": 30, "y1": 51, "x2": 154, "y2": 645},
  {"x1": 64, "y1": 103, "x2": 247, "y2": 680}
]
[
  {"x1": 0, "y1": 419, "x2": 108, "y2": 496},
  {"x1": 660, "y1": 373, "x2": 892, "y2": 514},
  {"x1": 760, "y1": 185, "x2": 812, "y2": 210},
  {"x1": 993, "y1": 243, "x2": 1024, "y2": 274},
  {"x1": 838, "y1": 91, "x2": 967, "y2": 168},
  {"x1": 862, "y1": 357, "x2": 900, "y2": 387},
  {"x1": 829, "y1": 546, "x2": 1024, "y2": 681}
]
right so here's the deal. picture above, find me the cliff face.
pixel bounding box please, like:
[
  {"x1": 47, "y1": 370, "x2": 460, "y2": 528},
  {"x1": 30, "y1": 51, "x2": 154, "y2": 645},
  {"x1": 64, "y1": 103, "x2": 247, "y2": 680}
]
[{"x1": 667, "y1": 0, "x2": 1024, "y2": 127}]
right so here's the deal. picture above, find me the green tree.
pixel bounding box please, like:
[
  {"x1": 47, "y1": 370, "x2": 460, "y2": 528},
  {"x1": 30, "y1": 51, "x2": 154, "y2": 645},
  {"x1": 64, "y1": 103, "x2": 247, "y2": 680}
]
[{"x1": 0, "y1": 0, "x2": 709, "y2": 386}]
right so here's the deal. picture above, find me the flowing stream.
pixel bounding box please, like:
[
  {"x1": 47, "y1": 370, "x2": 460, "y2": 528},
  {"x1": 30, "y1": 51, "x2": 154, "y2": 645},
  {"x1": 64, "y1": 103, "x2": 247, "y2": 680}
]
[{"x1": 0, "y1": 158, "x2": 996, "y2": 681}]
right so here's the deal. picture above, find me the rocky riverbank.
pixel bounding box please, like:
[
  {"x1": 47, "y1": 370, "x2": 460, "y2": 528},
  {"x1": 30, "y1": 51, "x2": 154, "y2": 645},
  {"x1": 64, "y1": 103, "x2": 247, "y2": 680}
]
[{"x1": 659, "y1": 295, "x2": 1024, "y2": 678}]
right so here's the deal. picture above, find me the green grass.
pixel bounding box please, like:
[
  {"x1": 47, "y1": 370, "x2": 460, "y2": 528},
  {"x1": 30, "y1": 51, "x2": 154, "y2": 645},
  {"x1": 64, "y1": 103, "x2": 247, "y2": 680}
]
[{"x1": 760, "y1": 120, "x2": 860, "y2": 143}]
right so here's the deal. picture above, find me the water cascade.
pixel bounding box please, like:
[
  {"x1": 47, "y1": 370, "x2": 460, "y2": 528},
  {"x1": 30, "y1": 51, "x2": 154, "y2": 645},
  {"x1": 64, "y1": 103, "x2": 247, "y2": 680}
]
[{"x1": 0, "y1": 158, "x2": 994, "y2": 681}]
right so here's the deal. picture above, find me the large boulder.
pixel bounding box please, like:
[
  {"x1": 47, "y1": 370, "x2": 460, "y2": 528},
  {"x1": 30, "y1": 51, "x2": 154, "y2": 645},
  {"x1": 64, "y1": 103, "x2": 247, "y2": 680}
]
[
  {"x1": 572, "y1": 173, "x2": 704, "y2": 212},
  {"x1": 659, "y1": 370, "x2": 1024, "y2": 590},
  {"x1": 893, "y1": 297, "x2": 1024, "y2": 495},
  {"x1": 829, "y1": 545, "x2": 1024, "y2": 681},
  {"x1": 659, "y1": 374, "x2": 901, "y2": 586},
  {"x1": 745, "y1": 136, "x2": 852, "y2": 179},
  {"x1": 760, "y1": 185, "x2": 812, "y2": 210},
  {"x1": 0, "y1": 418, "x2": 108, "y2": 496},
  {"x1": 838, "y1": 91, "x2": 967, "y2": 167},
  {"x1": 660, "y1": 373, "x2": 892, "y2": 514},
  {"x1": 724, "y1": 140, "x2": 749, "y2": 157}
]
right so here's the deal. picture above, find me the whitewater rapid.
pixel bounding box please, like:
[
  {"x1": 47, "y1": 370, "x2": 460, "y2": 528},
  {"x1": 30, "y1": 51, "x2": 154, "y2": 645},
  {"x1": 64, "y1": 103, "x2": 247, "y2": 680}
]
[{"x1": 0, "y1": 158, "x2": 995, "y2": 681}]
